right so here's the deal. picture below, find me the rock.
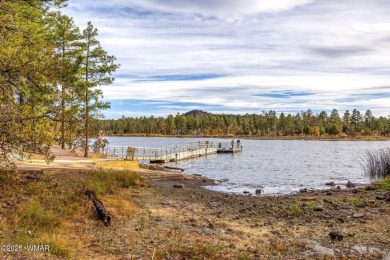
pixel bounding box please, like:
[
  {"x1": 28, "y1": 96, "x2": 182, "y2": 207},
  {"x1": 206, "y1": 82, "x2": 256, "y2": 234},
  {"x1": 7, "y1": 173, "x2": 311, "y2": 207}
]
[
  {"x1": 385, "y1": 192, "x2": 390, "y2": 202},
  {"x1": 325, "y1": 182, "x2": 335, "y2": 186},
  {"x1": 247, "y1": 246, "x2": 257, "y2": 253},
  {"x1": 26, "y1": 174, "x2": 41, "y2": 181},
  {"x1": 209, "y1": 202, "x2": 219, "y2": 208},
  {"x1": 352, "y1": 213, "x2": 365, "y2": 218},
  {"x1": 198, "y1": 228, "x2": 213, "y2": 235},
  {"x1": 226, "y1": 227, "x2": 233, "y2": 233},
  {"x1": 300, "y1": 188, "x2": 308, "y2": 193},
  {"x1": 313, "y1": 205, "x2": 325, "y2": 211},
  {"x1": 173, "y1": 184, "x2": 185, "y2": 188},
  {"x1": 376, "y1": 195, "x2": 386, "y2": 200},
  {"x1": 326, "y1": 192, "x2": 333, "y2": 196},
  {"x1": 329, "y1": 231, "x2": 343, "y2": 241},
  {"x1": 255, "y1": 189, "x2": 262, "y2": 195},
  {"x1": 298, "y1": 239, "x2": 335, "y2": 257},
  {"x1": 202, "y1": 179, "x2": 207, "y2": 182},
  {"x1": 27, "y1": 230, "x2": 32, "y2": 236},
  {"x1": 243, "y1": 190, "x2": 250, "y2": 194},
  {"x1": 346, "y1": 181, "x2": 355, "y2": 188},
  {"x1": 161, "y1": 200, "x2": 172, "y2": 205},
  {"x1": 336, "y1": 186, "x2": 341, "y2": 190},
  {"x1": 351, "y1": 245, "x2": 383, "y2": 255},
  {"x1": 192, "y1": 174, "x2": 202, "y2": 177},
  {"x1": 355, "y1": 202, "x2": 368, "y2": 208}
]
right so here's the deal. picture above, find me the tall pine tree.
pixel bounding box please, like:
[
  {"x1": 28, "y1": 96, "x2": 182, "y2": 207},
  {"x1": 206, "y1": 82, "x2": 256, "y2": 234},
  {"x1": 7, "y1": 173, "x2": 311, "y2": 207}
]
[{"x1": 80, "y1": 22, "x2": 119, "y2": 157}]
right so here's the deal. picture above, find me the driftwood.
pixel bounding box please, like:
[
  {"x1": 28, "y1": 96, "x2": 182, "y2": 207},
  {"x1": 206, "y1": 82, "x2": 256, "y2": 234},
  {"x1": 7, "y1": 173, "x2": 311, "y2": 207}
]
[{"x1": 85, "y1": 190, "x2": 111, "y2": 226}]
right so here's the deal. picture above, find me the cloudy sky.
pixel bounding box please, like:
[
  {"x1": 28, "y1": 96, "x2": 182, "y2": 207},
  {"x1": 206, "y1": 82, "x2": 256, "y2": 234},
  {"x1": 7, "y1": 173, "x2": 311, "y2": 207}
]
[{"x1": 63, "y1": 0, "x2": 390, "y2": 118}]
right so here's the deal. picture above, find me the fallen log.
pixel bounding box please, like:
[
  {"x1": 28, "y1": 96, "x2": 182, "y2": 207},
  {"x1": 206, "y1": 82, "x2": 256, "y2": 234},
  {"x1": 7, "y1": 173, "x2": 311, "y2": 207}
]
[
  {"x1": 85, "y1": 190, "x2": 111, "y2": 226},
  {"x1": 163, "y1": 166, "x2": 185, "y2": 172}
]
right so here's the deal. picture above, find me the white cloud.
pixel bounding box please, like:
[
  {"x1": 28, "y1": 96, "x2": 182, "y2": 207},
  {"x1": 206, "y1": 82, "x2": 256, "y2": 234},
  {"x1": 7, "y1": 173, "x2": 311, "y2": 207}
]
[
  {"x1": 126, "y1": 0, "x2": 313, "y2": 18},
  {"x1": 63, "y1": 0, "x2": 390, "y2": 118}
]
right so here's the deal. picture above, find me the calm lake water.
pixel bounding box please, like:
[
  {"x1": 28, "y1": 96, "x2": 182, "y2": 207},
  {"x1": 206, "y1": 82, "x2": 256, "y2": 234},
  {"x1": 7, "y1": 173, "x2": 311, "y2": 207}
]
[{"x1": 105, "y1": 137, "x2": 390, "y2": 195}]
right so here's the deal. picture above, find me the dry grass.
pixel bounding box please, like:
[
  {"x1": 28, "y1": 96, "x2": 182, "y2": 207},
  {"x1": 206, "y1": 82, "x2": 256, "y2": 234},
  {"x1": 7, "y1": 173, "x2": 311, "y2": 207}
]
[{"x1": 0, "y1": 168, "x2": 142, "y2": 259}]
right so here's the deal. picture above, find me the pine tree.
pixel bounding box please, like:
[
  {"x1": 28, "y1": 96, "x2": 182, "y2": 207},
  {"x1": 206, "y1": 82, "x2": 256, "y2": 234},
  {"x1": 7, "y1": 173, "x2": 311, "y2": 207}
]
[
  {"x1": 80, "y1": 22, "x2": 119, "y2": 157},
  {"x1": 47, "y1": 13, "x2": 83, "y2": 149}
]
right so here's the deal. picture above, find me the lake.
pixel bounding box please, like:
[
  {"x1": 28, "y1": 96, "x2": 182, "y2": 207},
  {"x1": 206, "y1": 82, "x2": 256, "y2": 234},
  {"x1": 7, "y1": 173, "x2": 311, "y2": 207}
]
[{"x1": 104, "y1": 137, "x2": 390, "y2": 195}]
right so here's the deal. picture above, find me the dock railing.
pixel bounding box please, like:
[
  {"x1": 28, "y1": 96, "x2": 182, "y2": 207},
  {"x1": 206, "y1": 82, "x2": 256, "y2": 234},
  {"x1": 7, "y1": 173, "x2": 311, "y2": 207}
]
[{"x1": 93, "y1": 142, "x2": 219, "y2": 161}]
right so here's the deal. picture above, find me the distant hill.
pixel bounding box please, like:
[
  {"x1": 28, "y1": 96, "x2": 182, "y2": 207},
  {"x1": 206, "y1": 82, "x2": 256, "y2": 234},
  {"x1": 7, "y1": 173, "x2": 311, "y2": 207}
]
[{"x1": 183, "y1": 109, "x2": 211, "y2": 116}]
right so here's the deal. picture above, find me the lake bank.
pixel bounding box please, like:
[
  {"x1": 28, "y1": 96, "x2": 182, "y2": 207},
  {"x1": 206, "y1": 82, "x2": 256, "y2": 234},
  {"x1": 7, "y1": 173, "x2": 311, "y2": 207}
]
[
  {"x1": 105, "y1": 134, "x2": 390, "y2": 141},
  {"x1": 1, "y1": 168, "x2": 389, "y2": 259}
]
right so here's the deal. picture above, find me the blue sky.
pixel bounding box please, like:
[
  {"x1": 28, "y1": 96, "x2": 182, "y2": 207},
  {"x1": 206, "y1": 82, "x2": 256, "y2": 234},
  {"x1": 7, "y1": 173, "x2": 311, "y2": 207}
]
[{"x1": 63, "y1": 0, "x2": 390, "y2": 119}]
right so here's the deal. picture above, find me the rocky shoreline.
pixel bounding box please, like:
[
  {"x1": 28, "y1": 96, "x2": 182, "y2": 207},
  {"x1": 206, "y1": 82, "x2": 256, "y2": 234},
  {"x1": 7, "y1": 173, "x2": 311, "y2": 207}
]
[{"x1": 139, "y1": 175, "x2": 390, "y2": 259}]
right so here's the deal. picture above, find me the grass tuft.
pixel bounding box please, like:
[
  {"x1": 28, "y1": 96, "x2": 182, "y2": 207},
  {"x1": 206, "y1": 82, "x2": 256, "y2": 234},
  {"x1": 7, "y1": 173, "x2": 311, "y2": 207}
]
[
  {"x1": 372, "y1": 176, "x2": 390, "y2": 191},
  {"x1": 85, "y1": 169, "x2": 143, "y2": 195},
  {"x1": 17, "y1": 201, "x2": 60, "y2": 231},
  {"x1": 364, "y1": 148, "x2": 390, "y2": 179}
]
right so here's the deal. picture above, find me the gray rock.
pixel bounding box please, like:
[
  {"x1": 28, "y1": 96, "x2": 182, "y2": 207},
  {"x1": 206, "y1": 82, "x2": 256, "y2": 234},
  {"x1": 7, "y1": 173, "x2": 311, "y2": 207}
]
[
  {"x1": 161, "y1": 200, "x2": 172, "y2": 205},
  {"x1": 209, "y1": 202, "x2": 219, "y2": 207},
  {"x1": 247, "y1": 246, "x2": 257, "y2": 253},
  {"x1": 243, "y1": 190, "x2": 250, "y2": 194},
  {"x1": 173, "y1": 184, "x2": 185, "y2": 188},
  {"x1": 313, "y1": 205, "x2": 325, "y2": 211},
  {"x1": 351, "y1": 245, "x2": 383, "y2": 255},
  {"x1": 385, "y1": 192, "x2": 390, "y2": 202},
  {"x1": 346, "y1": 181, "x2": 355, "y2": 188},
  {"x1": 298, "y1": 239, "x2": 335, "y2": 257},
  {"x1": 352, "y1": 213, "x2": 365, "y2": 218},
  {"x1": 198, "y1": 227, "x2": 213, "y2": 235},
  {"x1": 255, "y1": 189, "x2": 262, "y2": 195},
  {"x1": 325, "y1": 182, "x2": 335, "y2": 186},
  {"x1": 300, "y1": 188, "x2": 308, "y2": 193}
]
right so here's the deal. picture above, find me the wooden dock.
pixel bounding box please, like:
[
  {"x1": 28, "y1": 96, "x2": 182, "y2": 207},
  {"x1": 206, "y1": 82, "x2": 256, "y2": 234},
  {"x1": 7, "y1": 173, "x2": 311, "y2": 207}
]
[{"x1": 95, "y1": 141, "x2": 242, "y2": 163}]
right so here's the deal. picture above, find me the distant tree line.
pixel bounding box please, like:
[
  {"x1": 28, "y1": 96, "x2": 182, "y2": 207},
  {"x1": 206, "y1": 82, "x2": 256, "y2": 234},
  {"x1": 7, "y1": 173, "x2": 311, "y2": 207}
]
[
  {"x1": 0, "y1": 0, "x2": 118, "y2": 164},
  {"x1": 94, "y1": 109, "x2": 390, "y2": 137}
]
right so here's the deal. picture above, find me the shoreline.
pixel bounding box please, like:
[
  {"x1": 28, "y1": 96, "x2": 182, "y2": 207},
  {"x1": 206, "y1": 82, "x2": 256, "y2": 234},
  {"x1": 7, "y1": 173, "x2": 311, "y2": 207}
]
[
  {"x1": 4, "y1": 166, "x2": 389, "y2": 259},
  {"x1": 105, "y1": 134, "x2": 390, "y2": 141}
]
